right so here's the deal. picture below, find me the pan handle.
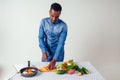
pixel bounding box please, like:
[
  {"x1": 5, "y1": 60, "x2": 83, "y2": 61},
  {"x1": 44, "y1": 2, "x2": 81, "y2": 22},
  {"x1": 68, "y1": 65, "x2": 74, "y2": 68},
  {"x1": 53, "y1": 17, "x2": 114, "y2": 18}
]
[{"x1": 28, "y1": 61, "x2": 30, "y2": 67}]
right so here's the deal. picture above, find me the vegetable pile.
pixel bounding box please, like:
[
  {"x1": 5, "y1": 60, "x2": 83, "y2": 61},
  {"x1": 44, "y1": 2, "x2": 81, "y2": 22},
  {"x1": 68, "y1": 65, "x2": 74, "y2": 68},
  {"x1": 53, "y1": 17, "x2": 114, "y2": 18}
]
[{"x1": 56, "y1": 60, "x2": 89, "y2": 76}]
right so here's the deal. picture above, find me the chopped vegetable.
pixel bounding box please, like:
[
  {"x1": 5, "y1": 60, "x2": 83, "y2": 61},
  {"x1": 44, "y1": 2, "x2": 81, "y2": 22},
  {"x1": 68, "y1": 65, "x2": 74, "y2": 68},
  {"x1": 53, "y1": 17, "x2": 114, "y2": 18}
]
[
  {"x1": 22, "y1": 71, "x2": 28, "y2": 75},
  {"x1": 44, "y1": 66, "x2": 49, "y2": 70},
  {"x1": 27, "y1": 69, "x2": 33, "y2": 74}
]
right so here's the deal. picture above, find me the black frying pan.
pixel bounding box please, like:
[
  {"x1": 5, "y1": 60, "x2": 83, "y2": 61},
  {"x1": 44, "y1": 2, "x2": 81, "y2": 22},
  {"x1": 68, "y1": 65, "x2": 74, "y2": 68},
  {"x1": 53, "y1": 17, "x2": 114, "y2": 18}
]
[{"x1": 20, "y1": 61, "x2": 38, "y2": 77}]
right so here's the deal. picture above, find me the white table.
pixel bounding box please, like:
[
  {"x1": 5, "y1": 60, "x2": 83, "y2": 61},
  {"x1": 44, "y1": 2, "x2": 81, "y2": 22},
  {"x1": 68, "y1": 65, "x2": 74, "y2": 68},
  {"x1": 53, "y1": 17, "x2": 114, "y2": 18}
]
[{"x1": 8, "y1": 61, "x2": 105, "y2": 80}]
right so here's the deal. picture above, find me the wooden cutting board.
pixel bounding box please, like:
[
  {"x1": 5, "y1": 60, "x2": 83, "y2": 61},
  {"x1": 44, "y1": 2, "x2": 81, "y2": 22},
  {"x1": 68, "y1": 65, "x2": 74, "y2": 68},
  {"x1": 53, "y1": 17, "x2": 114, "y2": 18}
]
[{"x1": 39, "y1": 66, "x2": 56, "y2": 72}]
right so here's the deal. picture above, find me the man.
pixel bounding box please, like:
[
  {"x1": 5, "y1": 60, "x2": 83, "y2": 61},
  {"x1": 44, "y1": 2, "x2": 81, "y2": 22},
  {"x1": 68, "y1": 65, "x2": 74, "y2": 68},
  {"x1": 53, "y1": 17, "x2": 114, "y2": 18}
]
[{"x1": 38, "y1": 3, "x2": 67, "y2": 70}]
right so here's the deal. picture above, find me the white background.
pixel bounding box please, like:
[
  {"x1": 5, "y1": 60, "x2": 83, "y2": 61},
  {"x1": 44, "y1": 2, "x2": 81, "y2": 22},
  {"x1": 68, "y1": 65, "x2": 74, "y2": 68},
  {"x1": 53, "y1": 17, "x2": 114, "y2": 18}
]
[{"x1": 0, "y1": 0, "x2": 120, "y2": 80}]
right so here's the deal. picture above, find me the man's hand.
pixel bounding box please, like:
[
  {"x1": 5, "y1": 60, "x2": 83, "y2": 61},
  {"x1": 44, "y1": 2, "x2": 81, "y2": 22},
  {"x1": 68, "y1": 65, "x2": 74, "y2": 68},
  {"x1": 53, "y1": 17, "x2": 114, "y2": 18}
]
[
  {"x1": 42, "y1": 52, "x2": 48, "y2": 61},
  {"x1": 48, "y1": 59, "x2": 56, "y2": 70}
]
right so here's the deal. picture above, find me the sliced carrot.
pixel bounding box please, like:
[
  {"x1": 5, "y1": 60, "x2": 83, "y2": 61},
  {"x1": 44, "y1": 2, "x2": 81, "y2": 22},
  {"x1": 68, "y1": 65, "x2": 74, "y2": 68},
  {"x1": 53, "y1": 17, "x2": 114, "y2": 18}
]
[
  {"x1": 27, "y1": 69, "x2": 33, "y2": 74},
  {"x1": 62, "y1": 67, "x2": 67, "y2": 70},
  {"x1": 44, "y1": 66, "x2": 49, "y2": 70}
]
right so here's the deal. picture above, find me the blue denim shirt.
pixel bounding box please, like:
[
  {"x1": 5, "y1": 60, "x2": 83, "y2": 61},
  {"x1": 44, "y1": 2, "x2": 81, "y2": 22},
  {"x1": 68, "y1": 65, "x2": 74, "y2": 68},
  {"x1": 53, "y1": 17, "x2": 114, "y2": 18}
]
[{"x1": 38, "y1": 17, "x2": 67, "y2": 62}]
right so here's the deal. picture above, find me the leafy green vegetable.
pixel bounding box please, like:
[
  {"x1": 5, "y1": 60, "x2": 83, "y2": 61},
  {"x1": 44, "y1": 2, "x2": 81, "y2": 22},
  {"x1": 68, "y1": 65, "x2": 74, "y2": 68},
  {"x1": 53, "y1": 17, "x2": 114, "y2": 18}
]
[
  {"x1": 56, "y1": 60, "x2": 90, "y2": 75},
  {"x1": 68, "y1": 59, "x2": 73, "y2": 62},
  {"x1": 57, "y1": 63, "x2": 65, "y2": 67},
  {"x1": 66, "y1": 63, "x2": 76, "y2": 71}
]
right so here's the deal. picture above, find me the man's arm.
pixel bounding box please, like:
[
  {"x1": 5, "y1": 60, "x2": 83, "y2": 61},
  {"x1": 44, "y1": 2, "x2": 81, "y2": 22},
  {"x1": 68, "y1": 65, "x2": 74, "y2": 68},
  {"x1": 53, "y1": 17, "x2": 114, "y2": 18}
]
[
  {"x1": 48, "y1": 24, "x2": 67, "y2": 70},
  {"x1": 38, "y1": 19, "x2": 48, "y2": 60},
  {"x1": 53, "y1": 24, "x2": 67, "y2": 60}
]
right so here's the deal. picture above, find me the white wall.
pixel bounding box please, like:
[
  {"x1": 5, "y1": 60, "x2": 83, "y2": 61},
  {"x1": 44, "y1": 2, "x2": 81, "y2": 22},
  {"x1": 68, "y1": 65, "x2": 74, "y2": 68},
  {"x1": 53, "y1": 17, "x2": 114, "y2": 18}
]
[{"x1": 0, "y1": 0, "x2": 120, "y2": 80}]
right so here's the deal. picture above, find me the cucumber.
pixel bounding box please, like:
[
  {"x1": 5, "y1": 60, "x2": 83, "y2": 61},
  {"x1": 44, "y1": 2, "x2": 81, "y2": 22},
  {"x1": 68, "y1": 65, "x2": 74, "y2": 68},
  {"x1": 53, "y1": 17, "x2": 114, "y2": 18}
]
[
  {"x1": 75, "y1": 65, "x2": 84, "y2": 75},
  {"x1": 82, "y1": 67, "x2": 89, "y2": 74},
  {"x1": 56, "y1": 70, "x2": 66, "y2": 74}
]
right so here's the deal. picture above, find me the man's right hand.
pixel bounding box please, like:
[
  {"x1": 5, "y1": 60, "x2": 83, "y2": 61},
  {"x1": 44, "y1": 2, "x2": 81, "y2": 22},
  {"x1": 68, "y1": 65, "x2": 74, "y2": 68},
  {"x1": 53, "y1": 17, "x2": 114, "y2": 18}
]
[{"x1": 42, "y1": 52, "x2": 48, "y2": 61}]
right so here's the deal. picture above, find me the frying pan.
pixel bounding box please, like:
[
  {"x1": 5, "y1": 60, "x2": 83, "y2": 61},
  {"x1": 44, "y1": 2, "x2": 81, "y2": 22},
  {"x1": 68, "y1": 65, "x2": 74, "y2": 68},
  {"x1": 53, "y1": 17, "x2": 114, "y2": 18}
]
[{"x1": 20, "y1": 61, "x2": 38, "y2": 77}]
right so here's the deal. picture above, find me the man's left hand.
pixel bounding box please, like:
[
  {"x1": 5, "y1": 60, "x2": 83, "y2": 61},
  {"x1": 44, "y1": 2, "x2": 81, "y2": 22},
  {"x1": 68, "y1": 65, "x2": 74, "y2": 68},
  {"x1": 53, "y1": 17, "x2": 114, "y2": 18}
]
[{"x1": 48, "y1": 59, "x2": 56, "y2": 70}]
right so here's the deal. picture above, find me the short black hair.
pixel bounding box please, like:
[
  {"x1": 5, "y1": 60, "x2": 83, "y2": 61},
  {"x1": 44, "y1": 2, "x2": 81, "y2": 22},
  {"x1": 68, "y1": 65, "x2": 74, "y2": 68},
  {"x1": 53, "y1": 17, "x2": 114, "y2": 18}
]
[{"x1": 50, "y1": 3, "x2": 62, "y2": 12}]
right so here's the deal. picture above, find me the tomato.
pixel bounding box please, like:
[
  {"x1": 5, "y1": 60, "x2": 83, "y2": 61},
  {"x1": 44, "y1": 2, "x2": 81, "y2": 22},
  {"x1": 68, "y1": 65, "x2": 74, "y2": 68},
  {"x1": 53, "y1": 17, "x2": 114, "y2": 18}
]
[{"x1": 67, "y1": 69, "x2": 75, "y2": 74}]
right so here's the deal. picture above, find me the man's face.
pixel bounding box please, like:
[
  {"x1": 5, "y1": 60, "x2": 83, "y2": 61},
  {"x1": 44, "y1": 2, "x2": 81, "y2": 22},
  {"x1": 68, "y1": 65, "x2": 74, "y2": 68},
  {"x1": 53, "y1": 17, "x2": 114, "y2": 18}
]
[{"x1": 49, "y1": 9, "x2": 61, "y2": 23}]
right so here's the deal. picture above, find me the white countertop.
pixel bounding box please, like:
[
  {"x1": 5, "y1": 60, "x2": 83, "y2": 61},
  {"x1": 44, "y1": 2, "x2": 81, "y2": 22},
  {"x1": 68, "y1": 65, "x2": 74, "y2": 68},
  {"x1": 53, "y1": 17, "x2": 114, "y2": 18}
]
[{"x1": 8, "y1": 61, "x2": 105, "y2": 80}]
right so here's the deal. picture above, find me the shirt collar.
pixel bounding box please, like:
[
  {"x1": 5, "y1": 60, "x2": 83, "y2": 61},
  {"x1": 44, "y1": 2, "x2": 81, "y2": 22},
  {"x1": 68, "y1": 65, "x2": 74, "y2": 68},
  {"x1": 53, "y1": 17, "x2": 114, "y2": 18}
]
[{"x1": 48, "y1": 17, "x2": 60, "y2": 24}]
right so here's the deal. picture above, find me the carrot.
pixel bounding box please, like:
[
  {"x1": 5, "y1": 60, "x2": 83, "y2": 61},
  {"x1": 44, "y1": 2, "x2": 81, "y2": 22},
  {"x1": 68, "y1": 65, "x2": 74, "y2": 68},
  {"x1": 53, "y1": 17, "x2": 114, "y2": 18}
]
[
  {"x1": 27, "y1": 69, "x2": 33, "y2": 74},
  {"x1": 44, "y1": 66, "x2": 49, "y2": 70},
  {"x1": 62, "y1": 67, "x2": 67, "y2": 70}
]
